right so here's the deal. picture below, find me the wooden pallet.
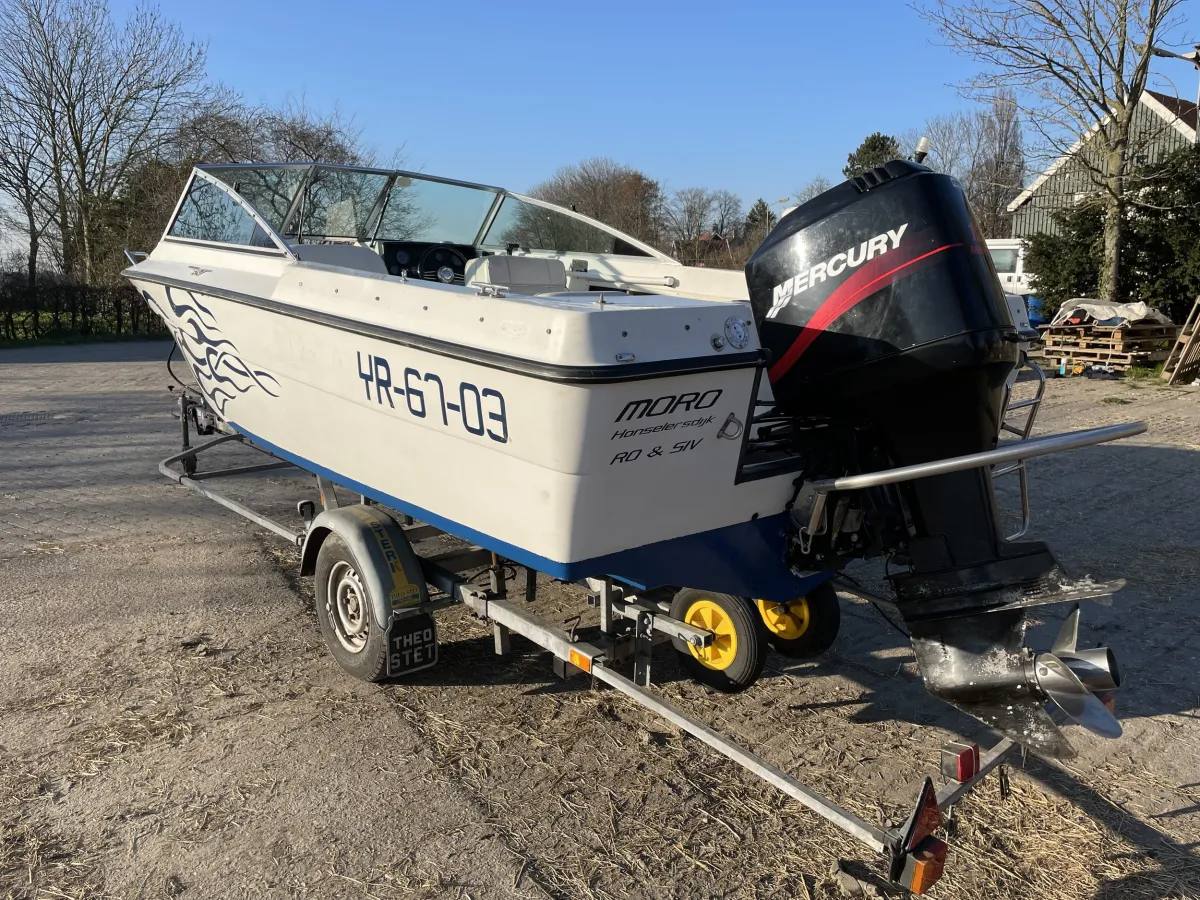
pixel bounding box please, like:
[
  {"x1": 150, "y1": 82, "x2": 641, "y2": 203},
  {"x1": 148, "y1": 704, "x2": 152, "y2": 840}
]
[
  {"x1": 1043, "y1": 335, "x2": 1175, "y2": 353},
  {"x1": 1162, "y1": 297, "x2": 1200, "y2": 385},
  {"x1": 1045, "y1": 322, "x2": 1179, "y2": 340},
  {"x1": 1046, "y1": 347, "x2": 1170, "y2": 367}
]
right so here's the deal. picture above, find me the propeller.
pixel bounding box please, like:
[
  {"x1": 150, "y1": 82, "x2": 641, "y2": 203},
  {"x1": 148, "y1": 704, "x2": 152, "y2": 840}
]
[
  {"x1": 909, "y1": 604, "x2": 1123, "y2": 758},
  {"x1": 1030, "y1": 605, "x2": 1122, "y2": 739}
]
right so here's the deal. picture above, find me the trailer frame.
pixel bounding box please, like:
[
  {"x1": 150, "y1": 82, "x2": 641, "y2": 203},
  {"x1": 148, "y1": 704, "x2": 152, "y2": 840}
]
[{"x1": 158, "y1": 393, "x2": 1076, "y2": 892}]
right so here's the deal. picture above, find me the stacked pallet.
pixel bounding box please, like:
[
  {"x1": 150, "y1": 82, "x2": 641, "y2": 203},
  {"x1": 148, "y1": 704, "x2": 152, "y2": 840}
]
[{"x1": 1040, "y1": 322, "x2": 1180, "y2": 370}]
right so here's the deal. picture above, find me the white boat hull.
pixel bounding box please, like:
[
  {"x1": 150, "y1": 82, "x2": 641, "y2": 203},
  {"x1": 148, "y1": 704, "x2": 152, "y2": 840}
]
[{"x1": 130, "y1": 265, "x2": 825, "y2": 600}]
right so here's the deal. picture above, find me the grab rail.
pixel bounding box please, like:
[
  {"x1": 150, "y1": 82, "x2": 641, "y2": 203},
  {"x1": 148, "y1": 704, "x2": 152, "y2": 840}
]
[
  {"x1": 566, "y1": 270, "x2": 680, "y2": 289},
  {"x1": 807, "y1": 422, "x2": 1144, "y2": 493},
  {"x1": 799, "y1": 420, "x2": 1146, "y2": 545}
]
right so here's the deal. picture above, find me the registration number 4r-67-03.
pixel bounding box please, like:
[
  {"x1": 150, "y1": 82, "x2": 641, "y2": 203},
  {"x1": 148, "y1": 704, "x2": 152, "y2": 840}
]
[{"x1": 357, "y1": 351, "x2": 508, "y2": 444}]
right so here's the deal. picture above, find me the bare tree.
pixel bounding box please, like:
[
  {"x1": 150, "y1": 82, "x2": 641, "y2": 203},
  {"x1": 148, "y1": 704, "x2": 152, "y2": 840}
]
[
  {"x1": 710, "y1": 189, "x2": 743, "y2": 237},
  {"x1": 261, "y1": 98, "x2": 368, "y2": 166},
  {"x1": 901, "y1": 112, "x2": 978, "y2": 180},
  {"x1": 968, "y1": 93, "x2": 1026, "y2": 237},
  {"x1": 0, "y1": 74, "x2": 53, "y2": 315},
  {"x1": 666, "y1": 187, "x2": 715, "y2": 262},
  {"x1": 919, "y1": 0, "x2": 1188, "y2": 300},
  {"x1": 793, "y1": 175, "x2": 834, "y2": 204},
  {"x1": 529, "y1": 158, "x2": 667, "y2": 247},
  {"x1": 0, "y1": 0, "x2": 207, "y2": 284},
  {"x1": 904, "y1": 93, "x2": 1027, "y2": 237}
]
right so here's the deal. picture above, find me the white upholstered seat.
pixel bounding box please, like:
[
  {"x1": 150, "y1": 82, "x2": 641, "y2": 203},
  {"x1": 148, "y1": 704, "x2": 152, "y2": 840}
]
[{"x1": 462, "y1": 255, "x2": 567, "y2": 296}]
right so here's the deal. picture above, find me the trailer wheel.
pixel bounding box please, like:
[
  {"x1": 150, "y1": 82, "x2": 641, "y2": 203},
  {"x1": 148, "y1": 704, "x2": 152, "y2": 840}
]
[
  {"x1": 314, "y1": 534, "x2": 389, "y2": 682},
  {"x1": 756, "y1": 581, "x2": 840, "y2": 659},
  {"x1": 670, "y1": 589, "x2": 767, "y2": 693}
]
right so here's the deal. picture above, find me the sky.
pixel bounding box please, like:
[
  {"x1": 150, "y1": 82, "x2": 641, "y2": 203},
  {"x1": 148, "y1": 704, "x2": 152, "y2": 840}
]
[{"x1": 84, "y1": 0, "x2": 1200, "y2": 207}]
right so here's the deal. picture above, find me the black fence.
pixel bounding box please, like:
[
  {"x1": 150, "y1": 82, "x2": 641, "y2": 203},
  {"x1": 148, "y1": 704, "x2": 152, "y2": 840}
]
[{"x1": 0, "y1": 275, "x2": 169, "y2": 344}]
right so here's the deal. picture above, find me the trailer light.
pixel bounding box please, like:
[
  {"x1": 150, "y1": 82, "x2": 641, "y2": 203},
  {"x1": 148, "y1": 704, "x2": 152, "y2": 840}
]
[
  {"x1": 900, "y1": 836, "x2": 948, "y2": 894},
  {"x1": 901, "y1": 777, "x2": 943, "y2": 853},
  {"x1": 568, "y1": 648, "x2": 592, "y2": 673},
  {"x1": 940, "y1": 741, "x2": 981, "y2": 783}
]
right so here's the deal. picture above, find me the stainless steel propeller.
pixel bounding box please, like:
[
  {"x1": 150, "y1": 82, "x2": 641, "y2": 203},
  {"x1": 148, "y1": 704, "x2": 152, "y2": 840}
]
[
  {"x1": 1031, "y1": 605, "x2": 1122, "y2": 739},
  {"x1": 1031, "y1": 652, "x2": 1122, "y2": 738},
  {"x1": 909, "y1": 603, "x2": 1123, "y2": 757}
]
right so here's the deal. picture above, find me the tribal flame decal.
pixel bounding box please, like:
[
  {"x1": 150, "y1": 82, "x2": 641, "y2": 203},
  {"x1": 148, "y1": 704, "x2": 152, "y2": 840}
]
[{"x1": 144, "y1": 286, "x2": 280, "y2": 414}]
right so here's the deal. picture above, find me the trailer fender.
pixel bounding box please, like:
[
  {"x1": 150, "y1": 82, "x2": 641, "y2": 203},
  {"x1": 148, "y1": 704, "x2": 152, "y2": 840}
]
[{"x1": 300, "y1": 505, "x2": 429, "y2": 629}]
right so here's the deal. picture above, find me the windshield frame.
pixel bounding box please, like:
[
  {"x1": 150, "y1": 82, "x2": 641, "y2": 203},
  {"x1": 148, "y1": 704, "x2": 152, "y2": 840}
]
[
  {"x1": 194, "y1": 162, "x2": 675, "y2": 262},
  {"x1": 159, "y1": 168, "x2": 297, "y2": 257}
]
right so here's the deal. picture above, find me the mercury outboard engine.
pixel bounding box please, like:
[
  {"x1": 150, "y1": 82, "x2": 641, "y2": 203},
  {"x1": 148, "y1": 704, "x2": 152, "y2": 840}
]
[{"x1": 745, "y1": 161, "x2": 1121, "y2": 757}]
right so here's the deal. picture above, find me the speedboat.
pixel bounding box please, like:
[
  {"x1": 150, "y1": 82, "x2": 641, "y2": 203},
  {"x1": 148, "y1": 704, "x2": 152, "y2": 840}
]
[
  {"x1": 125, "y1": 163, "x2": 801, "y2": 598},
  {"x1": 125, "y1": 159, "x2": 1141, "y2": 756}
]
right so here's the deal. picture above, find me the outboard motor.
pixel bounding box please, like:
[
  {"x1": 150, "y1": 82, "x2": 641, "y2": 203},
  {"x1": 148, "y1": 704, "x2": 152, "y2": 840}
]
[{"x1": 744, "y1": 161, "x2": 1121, "y2": 757}]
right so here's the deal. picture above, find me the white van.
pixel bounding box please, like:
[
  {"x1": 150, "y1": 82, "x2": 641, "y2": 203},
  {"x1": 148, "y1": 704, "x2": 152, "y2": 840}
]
[{"x1": 986, "y1": 239, "x2": 1031, "y2": 295}]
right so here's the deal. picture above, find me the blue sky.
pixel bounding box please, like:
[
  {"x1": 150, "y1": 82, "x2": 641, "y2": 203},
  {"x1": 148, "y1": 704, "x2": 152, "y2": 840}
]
[{"x1": 136, "y1": 0, "x2": 1199, "y2": 205}]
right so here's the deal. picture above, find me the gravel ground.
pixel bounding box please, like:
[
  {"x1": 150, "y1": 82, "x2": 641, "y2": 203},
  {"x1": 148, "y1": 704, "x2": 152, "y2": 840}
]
[{"x1": 2, "y1": 342, "x2": 1199, "y2": 899}]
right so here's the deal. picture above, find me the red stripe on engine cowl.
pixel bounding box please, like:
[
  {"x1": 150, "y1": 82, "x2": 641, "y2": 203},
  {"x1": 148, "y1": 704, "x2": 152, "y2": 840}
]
[{"x1": 766, "y1": 242, "x2": 963, "y2": 383}]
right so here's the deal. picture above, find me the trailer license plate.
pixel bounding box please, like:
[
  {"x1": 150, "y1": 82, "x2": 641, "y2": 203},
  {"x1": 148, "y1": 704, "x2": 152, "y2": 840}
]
[{"x1": 387, "y1": 612, "x2": 438, "y2": 676}]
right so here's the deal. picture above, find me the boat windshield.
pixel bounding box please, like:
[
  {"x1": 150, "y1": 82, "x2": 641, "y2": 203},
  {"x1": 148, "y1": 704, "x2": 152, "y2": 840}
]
[
  {"x1": 199, "y1": 163, "x2": 655, "y2": 257},
  {"x1": 482, "y1": 196, "x2": 632, "y2": 254},
  {"x1": 375, "y1": 178, "x2": 498, "y2": 244}
]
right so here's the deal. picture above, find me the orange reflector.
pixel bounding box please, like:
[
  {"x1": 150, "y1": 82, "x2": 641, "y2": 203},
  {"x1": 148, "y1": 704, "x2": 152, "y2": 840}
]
[
  {"x1": 1100, "y1": 692, "x2": 1117, "y2": 714},
  {"x1": 902, "y1": 836, "x2": 948, "y2": 894},
  {"x1": 568, "y1": 648, "x2": 592, "y2": 673}
]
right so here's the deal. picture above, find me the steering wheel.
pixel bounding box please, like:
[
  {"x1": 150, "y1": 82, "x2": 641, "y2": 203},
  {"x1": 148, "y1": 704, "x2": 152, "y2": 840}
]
[{"x1": 416, "y1": 245, "x2": 468, "y2": 284}]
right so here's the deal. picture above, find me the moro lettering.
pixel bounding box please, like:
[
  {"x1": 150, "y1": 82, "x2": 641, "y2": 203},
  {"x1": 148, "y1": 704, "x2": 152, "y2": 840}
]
[{"x1": 615, "y1": 389, "x2": 722, "y2": 423}]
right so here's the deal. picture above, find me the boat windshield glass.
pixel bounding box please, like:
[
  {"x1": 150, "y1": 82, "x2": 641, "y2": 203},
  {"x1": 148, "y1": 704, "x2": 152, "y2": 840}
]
[
  {"x1": 207, "y1": 166, "x2": 306, "y2": 231},
  {"x1": 375, "y1": 178, "x2": 498, "y2": 244},
  {"x1": 482, "y1": 196, "x2": 644, "y2": 255},
  {"x1": 198, "y1": 164, "x2": 652, "y2": 256},
  {"x1": 291, "y1": 168, "x2": 390, "y2": 240}
]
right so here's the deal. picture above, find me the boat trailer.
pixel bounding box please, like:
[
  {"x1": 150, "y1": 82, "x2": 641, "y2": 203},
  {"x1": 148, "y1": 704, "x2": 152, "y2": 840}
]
[{"x1": 159, "y1": 389, "x2": 1137, "y2": 894}]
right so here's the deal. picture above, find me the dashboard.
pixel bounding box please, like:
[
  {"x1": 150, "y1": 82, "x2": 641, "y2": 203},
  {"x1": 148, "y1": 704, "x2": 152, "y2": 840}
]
[{"x1": 380, "y1": 241, "x2": 478, "y2": 286}]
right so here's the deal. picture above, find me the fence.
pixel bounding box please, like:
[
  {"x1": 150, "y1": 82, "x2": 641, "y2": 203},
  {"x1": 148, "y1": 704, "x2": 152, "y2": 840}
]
[{"x1": 0, "y1": 275, "x2": 168, "y2": 344}]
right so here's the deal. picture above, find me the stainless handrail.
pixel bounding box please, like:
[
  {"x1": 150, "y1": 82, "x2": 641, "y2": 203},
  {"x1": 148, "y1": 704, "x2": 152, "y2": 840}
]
[
  {"x1": 801, "y1": 420, "x2": 1146, "y2": 540},
  {"x1": 565, "y1": 270, "x2": 681, "y2": 288},
  {"x1": 808, "y1": 421, "x2": 1144, "y2": 493}
]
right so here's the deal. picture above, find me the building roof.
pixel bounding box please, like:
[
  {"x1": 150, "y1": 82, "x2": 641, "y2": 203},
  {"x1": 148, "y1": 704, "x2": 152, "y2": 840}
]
[
  {"x1": 1007, "y1": 90, "x2": 1197, "y2": 213},
  {"x1": 1145, "y1": 89, "x2": 1198, "y2": 131}
]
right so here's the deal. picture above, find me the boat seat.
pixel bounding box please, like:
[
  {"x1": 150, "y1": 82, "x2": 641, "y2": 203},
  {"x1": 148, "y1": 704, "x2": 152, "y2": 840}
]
[
  {"x1": 292, "y1": 242, "x2": 389, "y2": 275},
  {"x1": 463, "y1": 255, "x2": 567, "y2": 296}
]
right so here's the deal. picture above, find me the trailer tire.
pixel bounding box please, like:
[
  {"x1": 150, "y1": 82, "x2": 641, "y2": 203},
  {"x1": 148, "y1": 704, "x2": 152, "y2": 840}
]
[
  {"x1": 670, "y1": 589, "x2": 767, "y2": 693},
  {"x1": 756, "y1": 581, "x2": 840, "y2": 659},
  {"x1": 314, "y1": 534, "x2": 389, "y2": 682}
]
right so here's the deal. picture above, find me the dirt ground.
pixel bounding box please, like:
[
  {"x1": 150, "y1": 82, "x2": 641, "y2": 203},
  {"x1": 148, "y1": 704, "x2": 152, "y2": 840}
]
[{"x1": 2, "y1": 342, "x2": 1200, "y2": 900}]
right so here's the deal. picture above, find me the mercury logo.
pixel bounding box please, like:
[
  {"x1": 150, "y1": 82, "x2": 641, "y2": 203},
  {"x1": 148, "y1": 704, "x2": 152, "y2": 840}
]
[{"x1": 766, "y1": 223, "x2": 909, "y2": 319}]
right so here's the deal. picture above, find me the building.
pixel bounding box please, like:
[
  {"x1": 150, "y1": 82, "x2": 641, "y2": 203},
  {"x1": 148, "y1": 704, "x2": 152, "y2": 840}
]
[{"x1": 1008, "y1": 90, "x2": 1198, "y2": 238}]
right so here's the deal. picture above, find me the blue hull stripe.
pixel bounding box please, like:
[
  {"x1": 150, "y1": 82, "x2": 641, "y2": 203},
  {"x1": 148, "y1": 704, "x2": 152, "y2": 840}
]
[{"x1": 228, "y1": 422, "x2": 833, "y2": 600}]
